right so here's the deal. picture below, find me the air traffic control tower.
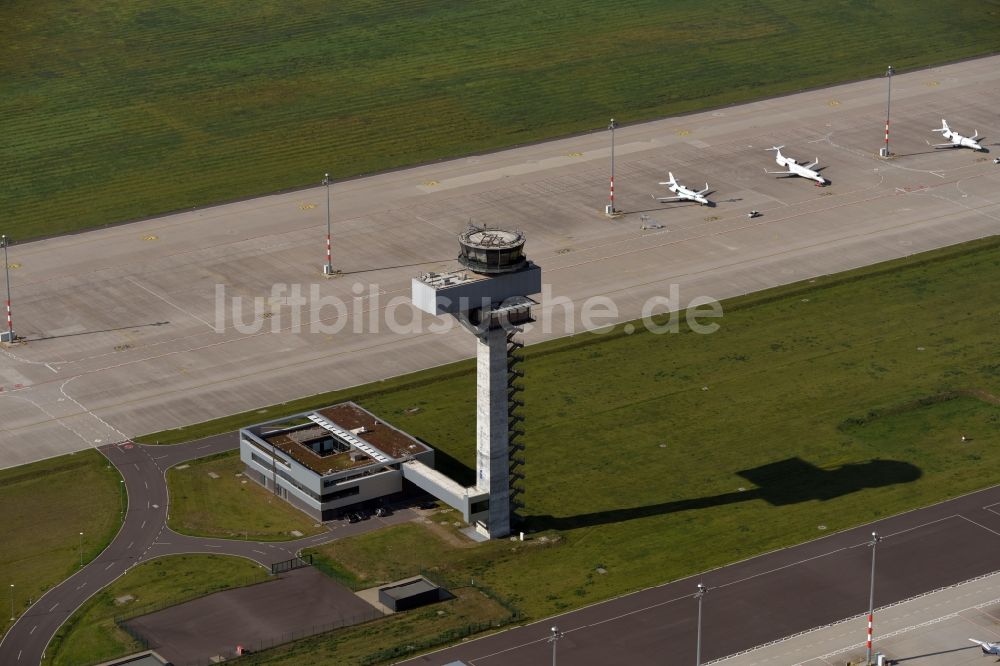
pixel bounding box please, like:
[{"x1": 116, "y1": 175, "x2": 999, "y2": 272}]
[{"x1": 411, "y1": 228, "x2": 541, "y2": 538}]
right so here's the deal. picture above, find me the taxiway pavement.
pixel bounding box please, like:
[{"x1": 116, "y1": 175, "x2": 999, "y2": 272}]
[{"x1": 2, "y1": 56, "x2": 999, "y2": 468}]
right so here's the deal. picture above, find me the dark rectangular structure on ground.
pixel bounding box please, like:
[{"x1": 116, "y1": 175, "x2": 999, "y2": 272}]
[{"x1": 378, "y1": 577, "x2": 441, "y2": 611}]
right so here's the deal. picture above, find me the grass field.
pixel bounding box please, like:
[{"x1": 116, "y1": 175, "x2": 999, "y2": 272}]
[
  {"x1": 135, "y1": 235, "x2": 999, "y2": 652},
  {"x1": 0, "y1": 450, "x2": 122, "y2": 639},
  {"x1": 3, "y1": 1, "x2": 999, "y2": 240},
  {"x1": 46, "y1": 554, "x2": 269, "y2": 666},
  {"x1": 166, "y1": 450, "x2": 325, "y2": 541}
]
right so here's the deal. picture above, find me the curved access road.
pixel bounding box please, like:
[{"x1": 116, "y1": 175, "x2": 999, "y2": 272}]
[{"x1": 0, "y1": 435, "x2": 408, "y2": 664}]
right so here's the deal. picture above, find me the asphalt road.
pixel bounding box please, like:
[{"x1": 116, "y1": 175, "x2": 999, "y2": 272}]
[
  {"x1": 0, "y1": 435, "x2": 411, "y2": 665},
  {"x1": 402, "y1": 484, "x2": 1000, "y2": 665}
]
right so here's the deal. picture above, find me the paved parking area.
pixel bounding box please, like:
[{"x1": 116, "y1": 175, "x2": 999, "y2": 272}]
[{"x1": 124, "y1": 567, "x2": 380, "y2": 664}]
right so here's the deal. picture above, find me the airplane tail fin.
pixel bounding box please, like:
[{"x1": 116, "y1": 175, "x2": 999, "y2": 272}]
[
  {"x1": 667, "y1": 172, "x2": 677, "y2": 185},
  {"x1": 933, "y1": 119, "x2": 949, "y2": 133},
  {"x1": 766, "y1": 145, "x2": 784, "y2": 152}
]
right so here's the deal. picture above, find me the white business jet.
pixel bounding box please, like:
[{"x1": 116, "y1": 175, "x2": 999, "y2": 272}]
[{"x1": 764, "y1": 146, "x2": 827, "y2": 185}]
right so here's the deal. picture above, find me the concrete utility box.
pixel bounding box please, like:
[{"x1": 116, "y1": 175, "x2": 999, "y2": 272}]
[{"x1": 378, "y1": 577, "x2": 442, "y2": 612}]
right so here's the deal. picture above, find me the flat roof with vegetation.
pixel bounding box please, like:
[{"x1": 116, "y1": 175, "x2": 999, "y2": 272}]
[{"x1": 244, "y1": 402, "x2": 429, "y2": 476}]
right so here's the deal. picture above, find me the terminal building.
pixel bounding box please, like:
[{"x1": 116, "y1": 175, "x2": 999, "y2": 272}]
[{"x1": 239, "y1": 402, "x2": 434, "y2": 521}]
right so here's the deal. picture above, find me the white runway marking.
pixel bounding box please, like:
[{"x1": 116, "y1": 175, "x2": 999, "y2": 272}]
[
  {"x1": 959, "y1": 514, "x2": 1000, "y2": 538},
  {"x1": 126, "y1": 276, "x2": 216, "y2": 330}
]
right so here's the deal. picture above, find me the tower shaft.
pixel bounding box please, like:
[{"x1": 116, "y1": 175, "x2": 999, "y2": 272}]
[{"x1": 476, "y1": 325, "x2": 511, "y2": 537}]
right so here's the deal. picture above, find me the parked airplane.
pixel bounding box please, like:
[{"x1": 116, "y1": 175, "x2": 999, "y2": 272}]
[
  {"x1": 970, "y1": 638, "x2": 1000, "y2": 655},
  {"x1": 654, "y1": 172, "x2": 712, "y2": 206},
  {"x1": 764, "y1": 146, "x2": 827, "y2": 185},
  {"x1": 930, "y1": 119, "x2": 985, "y2": 151}
]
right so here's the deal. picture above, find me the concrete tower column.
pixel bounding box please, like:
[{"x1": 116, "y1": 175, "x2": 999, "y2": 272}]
[{"x1": 476, "y1": 323, "x2": 511, "y2": 538}]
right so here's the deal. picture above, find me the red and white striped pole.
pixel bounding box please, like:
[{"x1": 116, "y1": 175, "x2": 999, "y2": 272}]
[
  {"x1": 866, "y1": 612, "x2": 873, "y2": 653},
  {"x1": 322, "y1": 173, "x2": 335, "y2": 276},
  {"x1": 881, "y1": 66, "x2": 894, "y2": 158},
  {"x1": 1, "y1": 234, "x2": 13, "y2": 343},
  {"x1": 865, "y1": 530, "x2": 882, "y2": 664},
  {"x1": 607, "y1": 118, "x2": 618, "y2": 215}
]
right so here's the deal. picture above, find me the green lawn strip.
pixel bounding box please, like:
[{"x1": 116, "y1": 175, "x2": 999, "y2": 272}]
[
  {"x1": 240, "y1": 586, "x2": 511, "y2": 666},
  {"x1": 3, "y1": 0, "x2": 1000, "y2": 239},
  {"x1": 46, "y1": 554, "x2": 269, "y2": 666},
  {"x1": 166, "y1": 450, "x2": 325, "y2": 541},
  {"x1": 0, "y1": 450, "x2": 123, "y2": 639},
  {"x1": 136, "y1": 235, "x2": 1000, "y2": 447},
  {"x1": 306, "y1": 521, "x2": 512, "y2": 593}
]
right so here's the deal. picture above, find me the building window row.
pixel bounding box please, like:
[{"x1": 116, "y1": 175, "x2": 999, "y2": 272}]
[{"x1": 250, "y1": 453, "x2": 362, "y2": 504}]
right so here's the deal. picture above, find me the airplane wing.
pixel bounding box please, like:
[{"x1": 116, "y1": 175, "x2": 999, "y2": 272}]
[
  {"x1": 804, "y1": 158, "x2": 819, "y2": 170},
  {"x1": 926, "y1": 140, "x2": 954, "y2": 148},
  {"x1": 764, "y1": 169, "x2": 795, "y2": 175},
  {"x1": 970, "y1": 638, "x2": 1000, "y2": 654},
  {"x1": 697, "y1": 184, "x2": 710, "y2": 195},
  {"x1": 653, "y1": 195, "x2": 683, "y2": 202}
]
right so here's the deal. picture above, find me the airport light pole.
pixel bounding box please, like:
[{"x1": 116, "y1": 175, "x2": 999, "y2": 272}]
[
  {"x1": 119, "y1": 479, "x2": 125, "y2": 516},
  {"x1": 1, "y1": 235, "x2": 14, "y2": 343},
  {"x1": 549, "y1": 625, "x2": 563, "y2": 666},
  {"x1": 866, "y1": 530, "x2": 882, "y2": 665},
  {"x1": 322, "y1": 173, "x2": 335, "y2": 276},
  {"x1": 607, "y1": 118, "x2": 619, "y2": 215},
  {"x1": 78, "y1": 531, "x2": 84, "y2": 568},
  {"x1": 880, "y1": 66, "x2": 895, "y2": 158},
  {"x1": 695, "y1": 583, "x2": 706, "y2": 666}
]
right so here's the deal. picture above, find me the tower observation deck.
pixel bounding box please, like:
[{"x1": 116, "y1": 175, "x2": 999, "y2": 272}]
[
  {"x1": 410, "y1": 226, "x2": 541, "y2": 539},
  {"x1": 457, "y1": 228, "x2": 527, "y2": 274}
]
